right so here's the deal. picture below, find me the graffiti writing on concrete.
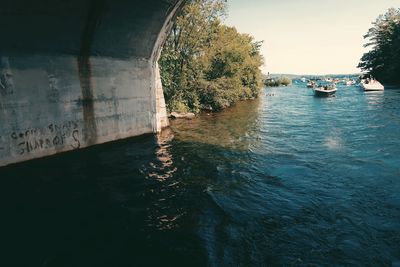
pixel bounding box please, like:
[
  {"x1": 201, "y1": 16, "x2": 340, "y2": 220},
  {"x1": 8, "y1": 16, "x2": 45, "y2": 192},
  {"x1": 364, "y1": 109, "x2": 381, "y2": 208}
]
[{"x1": 10, "y1": 121, "x2": 81, "y2": 155}]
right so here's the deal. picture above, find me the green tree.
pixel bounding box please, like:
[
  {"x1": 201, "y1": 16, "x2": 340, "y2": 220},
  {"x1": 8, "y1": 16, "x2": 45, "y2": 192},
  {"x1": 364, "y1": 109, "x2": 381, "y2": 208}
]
[
  {"x1": 197, "y1": 26, "x2": 263, "y2": 110},
  {"x1": 159, "y1": 0, "x2": 263, "y2": 113},
  {"x1": 358, "y1": 8, "x2": 400, "y2": 84},
  {"x1": 159, "y1": 0, "x2": 225, "y2": 112}
]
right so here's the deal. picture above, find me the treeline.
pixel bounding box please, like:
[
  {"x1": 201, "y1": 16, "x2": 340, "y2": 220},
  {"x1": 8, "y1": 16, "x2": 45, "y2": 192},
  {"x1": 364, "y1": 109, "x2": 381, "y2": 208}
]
[
  {"x1": 264, "y1": 76, "x2": 292, "y2": 87},
  {"x1": 159, "y1": 0, "x2": 264, "y2": 113},
  {"x1": 358, "y1": 8, "x2": 400, "y2": 85}
]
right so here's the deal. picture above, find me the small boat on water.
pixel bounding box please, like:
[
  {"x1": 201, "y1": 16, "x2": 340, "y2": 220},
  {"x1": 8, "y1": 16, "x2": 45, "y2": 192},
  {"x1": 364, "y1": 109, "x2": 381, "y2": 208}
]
[
  {"x1": 313, "y1": 84, "x2": 337, "y2": 97},
  {"x1": 307, "y1": 81, "x2": 316, "y2": 88},
  {"x1": 361, "y1": 79, "x2": 384, "y2": 91}
]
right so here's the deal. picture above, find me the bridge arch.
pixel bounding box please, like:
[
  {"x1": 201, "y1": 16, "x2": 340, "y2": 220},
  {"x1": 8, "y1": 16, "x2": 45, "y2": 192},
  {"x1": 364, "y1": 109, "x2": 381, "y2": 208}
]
[{"x1": 0, "y1": 0, "x2": 185, "y2": 166}]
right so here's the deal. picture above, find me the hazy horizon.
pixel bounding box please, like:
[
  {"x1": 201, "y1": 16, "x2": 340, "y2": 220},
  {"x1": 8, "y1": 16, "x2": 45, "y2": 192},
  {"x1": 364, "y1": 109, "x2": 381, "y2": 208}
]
[{"x1": 225, "y1": 0, "x2": 400, "y2": 75}]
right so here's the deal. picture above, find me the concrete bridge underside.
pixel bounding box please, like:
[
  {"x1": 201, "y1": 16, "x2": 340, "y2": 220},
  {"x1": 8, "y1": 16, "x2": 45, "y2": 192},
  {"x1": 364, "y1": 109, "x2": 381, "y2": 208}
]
[{"x1": 0, "y1": 0, "x2": 184, "y2": 166}]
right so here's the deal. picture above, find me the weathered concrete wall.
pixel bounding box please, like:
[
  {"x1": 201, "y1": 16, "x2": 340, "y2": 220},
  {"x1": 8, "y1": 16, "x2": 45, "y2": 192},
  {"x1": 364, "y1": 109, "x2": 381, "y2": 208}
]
[{"x1": 0, "y1": 0, "x2": 184, "y2": 166}]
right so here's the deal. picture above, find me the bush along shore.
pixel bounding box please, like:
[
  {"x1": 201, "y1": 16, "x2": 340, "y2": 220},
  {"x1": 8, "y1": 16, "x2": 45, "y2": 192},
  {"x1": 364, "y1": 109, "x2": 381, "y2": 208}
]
[
  {"x1": 159, "y1": 0, "x2": 264, "y2": 115},
  {"x1": 264, "y1": 76, "x2": 292, "y2": 87}
]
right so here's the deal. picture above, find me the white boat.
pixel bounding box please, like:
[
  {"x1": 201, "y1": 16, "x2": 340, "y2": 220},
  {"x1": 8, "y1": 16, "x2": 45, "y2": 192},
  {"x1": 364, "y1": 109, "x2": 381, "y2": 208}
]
[
  {"x1": 361, "y1": 79, "x2": 384, "y2": 91},
  {"x1": 313, "y1": 85, "x2": 337, "y2": 97}
]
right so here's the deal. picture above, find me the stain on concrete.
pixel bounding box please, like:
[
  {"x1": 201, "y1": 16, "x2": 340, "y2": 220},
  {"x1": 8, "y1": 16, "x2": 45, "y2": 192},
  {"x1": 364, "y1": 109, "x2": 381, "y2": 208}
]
[
  {"x1": 0, "y1": 57, "x2": 14, "y2": 96},
  {"x1": 77, "y1": 0, "x2": 106, "y2": 145},
  {"x1": 47, "y1": 74, "x2": 60, "y2": 102}
]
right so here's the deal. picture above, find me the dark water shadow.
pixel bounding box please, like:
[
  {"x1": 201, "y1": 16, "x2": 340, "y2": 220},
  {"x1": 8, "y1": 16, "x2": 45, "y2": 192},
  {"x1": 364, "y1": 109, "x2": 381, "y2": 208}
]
[
  {"x1": 0, "y1": 134, "x2": 207, "y2": 267},
  {"x1": 0, "y1": 125, "x2": 293, "y2": 267}
]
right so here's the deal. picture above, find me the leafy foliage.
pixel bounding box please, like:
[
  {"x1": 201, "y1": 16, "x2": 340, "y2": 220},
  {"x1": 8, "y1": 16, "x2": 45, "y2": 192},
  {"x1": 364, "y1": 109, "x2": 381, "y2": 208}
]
[
  {"x1": 159, "y1": 0, "x2": 263, "y2": 113},
  {"x1": 358, "y1": 8, "x2": 400, "y2": 84}
]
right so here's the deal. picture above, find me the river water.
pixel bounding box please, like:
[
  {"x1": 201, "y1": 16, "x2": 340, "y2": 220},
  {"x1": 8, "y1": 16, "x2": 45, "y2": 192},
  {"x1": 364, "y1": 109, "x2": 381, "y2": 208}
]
[{"x1": 1, "y1": 84, "x2": 399, "y2": 266}]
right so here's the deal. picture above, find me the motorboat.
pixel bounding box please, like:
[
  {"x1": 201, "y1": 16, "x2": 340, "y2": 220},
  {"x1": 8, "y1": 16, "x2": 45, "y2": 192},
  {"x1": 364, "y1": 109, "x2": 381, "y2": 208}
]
[
  {"x1": 361, "y1": 79, "x2": 384, "y2": 91},
  {"x1": 307, "y1": 81, "x2": 316, "y2": 88},
  {"x1": 313, "y1": 85, "x2": 337, "y2": 97}
]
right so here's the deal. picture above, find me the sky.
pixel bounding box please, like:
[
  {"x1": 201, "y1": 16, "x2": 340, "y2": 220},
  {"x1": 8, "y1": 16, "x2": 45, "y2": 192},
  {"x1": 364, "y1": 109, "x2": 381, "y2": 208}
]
[{"x1": 225, "y1": 0, "x2": 400, "y2": 75}]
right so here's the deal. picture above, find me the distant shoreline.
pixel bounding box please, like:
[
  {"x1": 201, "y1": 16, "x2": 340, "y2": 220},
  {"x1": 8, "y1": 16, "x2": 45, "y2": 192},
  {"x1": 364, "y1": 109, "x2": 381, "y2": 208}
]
[{"x1": 265, "y1": 73, "x2": 362, "y2": 79}]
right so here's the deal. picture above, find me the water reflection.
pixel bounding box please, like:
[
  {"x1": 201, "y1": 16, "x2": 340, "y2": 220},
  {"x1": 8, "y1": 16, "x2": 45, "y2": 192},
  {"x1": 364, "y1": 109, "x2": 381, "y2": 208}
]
[
  {"x1": 145, "y1": 128, "x2": 184, "y2": 232},
  {"x1": 170, "y1": 98, "x2": 262, "y2": 151},
  {"x1": 147, "y1": 128, "x2": 176, "y2": 181},
  {"x1": 365, "y1": 90, "x2": 384, "y2": 108}
]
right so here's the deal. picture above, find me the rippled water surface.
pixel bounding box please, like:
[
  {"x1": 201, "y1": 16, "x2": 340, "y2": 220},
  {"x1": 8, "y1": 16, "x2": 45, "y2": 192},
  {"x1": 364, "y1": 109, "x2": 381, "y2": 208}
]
[{"x1": 1, "y1": 85, "x2": 400, "y2": 266}]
